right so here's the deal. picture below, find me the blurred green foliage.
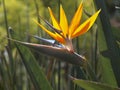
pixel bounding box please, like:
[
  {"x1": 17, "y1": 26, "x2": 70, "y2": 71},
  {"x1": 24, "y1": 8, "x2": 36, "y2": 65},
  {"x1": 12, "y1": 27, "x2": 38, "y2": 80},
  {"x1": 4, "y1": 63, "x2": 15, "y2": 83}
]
[
  {"x1": 0, "y1": 27, "x2": 7, "y2": 51},
  {"x1": 0, "y1": 0, "x2": 120, "y2": 90}
]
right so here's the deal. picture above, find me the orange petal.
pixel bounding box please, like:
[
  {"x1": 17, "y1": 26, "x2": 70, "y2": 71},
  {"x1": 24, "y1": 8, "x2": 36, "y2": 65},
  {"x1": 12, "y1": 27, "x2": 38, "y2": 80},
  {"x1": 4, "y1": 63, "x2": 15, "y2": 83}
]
[
  {"x1": 60, "y1": 5, "x2": 68, "y2": 38},
  {"x1": 72, "y1": 21, "x2": 90, "y2": 38},
  {"x1": 33, "y1": 19, "x2": 60, "y2": 41},
  {"x1": 72, "y1": 9, "x2": 101, "y2": 38},
  {"x1": 55, "y1": 33, "x2": 65, "y2": 44},
  {"x1": 48, "y1": 7, "x2": 61, "y2": 30},
  {"x1": 69, "y1": 2, "x2": 83, "y2": 38}
]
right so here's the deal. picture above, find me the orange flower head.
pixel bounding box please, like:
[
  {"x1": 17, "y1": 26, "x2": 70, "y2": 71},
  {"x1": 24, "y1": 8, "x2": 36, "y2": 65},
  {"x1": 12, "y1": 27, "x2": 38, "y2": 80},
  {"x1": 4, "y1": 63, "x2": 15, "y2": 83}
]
[{"x1": 34, "y1": 2, "x2": 101, "y2": 52}]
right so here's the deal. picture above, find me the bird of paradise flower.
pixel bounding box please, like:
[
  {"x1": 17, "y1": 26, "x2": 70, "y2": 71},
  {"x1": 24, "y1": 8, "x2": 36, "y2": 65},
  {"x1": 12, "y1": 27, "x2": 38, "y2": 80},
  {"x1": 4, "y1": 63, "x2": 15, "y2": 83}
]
[{"x1": 34, "y1": 2, "x2": 101, "y2": 52}]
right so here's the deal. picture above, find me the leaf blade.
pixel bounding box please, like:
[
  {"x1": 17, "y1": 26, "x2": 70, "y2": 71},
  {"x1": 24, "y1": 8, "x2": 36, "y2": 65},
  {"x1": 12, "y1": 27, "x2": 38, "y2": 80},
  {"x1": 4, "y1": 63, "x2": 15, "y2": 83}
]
[
  {"x1": 16, "y1": 44, "x2": 53, "y2": 90},
  {"x1": 72, "y1": 78, "x2": 120, "y2": 90}
]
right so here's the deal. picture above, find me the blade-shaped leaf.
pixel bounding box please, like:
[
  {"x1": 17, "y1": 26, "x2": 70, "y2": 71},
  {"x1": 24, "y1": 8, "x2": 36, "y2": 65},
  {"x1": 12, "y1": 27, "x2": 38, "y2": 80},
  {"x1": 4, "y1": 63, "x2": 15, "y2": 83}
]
[
  {"x1": 10, "y1": 39, "x2": 86, "y2": 66},
  {"x1": 16, "y1": 44, "x2": 53, "y2": 90},
  {"x1": 71, "y1": 77, "x2": 120, "y2": 90},
  {"x1": 94, "y1": 0, "x2": 120, "y2": 86},
  {"x1": 9, "y1": 28, "x2": 53, "y2": 90}
]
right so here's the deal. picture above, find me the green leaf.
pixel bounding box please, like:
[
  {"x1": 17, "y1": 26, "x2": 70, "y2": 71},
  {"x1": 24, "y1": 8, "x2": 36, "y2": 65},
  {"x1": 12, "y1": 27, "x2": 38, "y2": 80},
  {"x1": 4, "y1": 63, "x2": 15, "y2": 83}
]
[
  {"x1": 96, "y1": 21, "x2": 118, "y2": 86},
  {"x1": 94, "y1": 0, "x2": 119, "y2": 86},
  {"x1": 72, "y1": 78, "x2": 120, "y2": 90},
  {"x1": 9, "y1": 27, "x2": 53, "y2": 90},
  {"x1": 16, "y1": 44, "x2": 53, "y2": 90},
  {"x1": 112, "y1": 27, "x2": 120, "y2": 41}
]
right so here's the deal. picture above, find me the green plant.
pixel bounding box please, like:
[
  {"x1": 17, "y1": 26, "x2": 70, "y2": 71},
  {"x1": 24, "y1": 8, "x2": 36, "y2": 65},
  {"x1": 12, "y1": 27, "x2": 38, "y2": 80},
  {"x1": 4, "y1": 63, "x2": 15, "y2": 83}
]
[{"x1": 0, "y1": 0, "x2": 120, "y2": 90}]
